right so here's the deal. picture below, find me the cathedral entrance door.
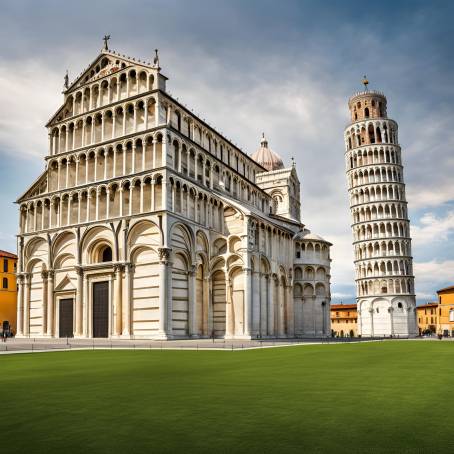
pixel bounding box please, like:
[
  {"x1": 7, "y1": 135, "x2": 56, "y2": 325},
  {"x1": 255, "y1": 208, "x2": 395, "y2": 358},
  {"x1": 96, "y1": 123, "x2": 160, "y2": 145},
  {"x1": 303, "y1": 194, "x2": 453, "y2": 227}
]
[
  {"x1": 93, "y1": 281, "x2": 109, "y2": 338},
  {"x1": 59, "y1": 298, "x2": 74, "y2": 338}
]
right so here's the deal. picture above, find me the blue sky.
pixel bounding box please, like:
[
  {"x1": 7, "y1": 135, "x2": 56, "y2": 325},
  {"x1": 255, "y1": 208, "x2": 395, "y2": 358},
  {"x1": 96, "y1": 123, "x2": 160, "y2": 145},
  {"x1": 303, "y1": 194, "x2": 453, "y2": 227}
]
[{"x1": 1, "y1": 0, "x2": 453, "y2": 304}]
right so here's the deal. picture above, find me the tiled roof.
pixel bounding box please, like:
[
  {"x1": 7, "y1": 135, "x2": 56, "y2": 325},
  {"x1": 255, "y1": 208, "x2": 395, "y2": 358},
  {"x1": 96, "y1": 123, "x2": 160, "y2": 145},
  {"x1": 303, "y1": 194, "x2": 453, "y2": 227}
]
[
  {"x1": 0, "y1": 250, "x2": 17, "y2": 259},
  {"x1": 330, "y1": 304, "x2": 357, "y2": 310}
]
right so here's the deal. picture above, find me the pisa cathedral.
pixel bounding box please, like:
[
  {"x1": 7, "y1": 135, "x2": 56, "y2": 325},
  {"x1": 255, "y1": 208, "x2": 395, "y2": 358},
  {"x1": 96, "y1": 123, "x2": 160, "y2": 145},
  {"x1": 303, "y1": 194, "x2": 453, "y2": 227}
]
[
  {"x1": 15, "y1": 44, "x2": 332, "y2": 340},
  {"x1": 344, "y1": 85, "x2": 417, "y2": 336}
]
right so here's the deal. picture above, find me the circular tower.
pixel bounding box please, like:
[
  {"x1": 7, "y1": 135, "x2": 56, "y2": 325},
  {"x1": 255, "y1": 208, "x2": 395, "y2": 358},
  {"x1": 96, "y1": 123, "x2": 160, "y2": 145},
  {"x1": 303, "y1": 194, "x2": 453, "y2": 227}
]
[{"x1": 344, "y1": 86, "x2": 417, "y2": 337}]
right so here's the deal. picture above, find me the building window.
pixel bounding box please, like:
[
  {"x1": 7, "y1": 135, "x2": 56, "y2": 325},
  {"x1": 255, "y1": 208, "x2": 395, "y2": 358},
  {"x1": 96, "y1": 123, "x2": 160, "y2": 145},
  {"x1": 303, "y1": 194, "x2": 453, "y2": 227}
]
[
  {"x1": 101, "y1": 246, "x2": 112, "y2": 263},
  {"x1": 3, "y1": 259, "x2": 7, "y2": 273},
  {"x1": 450, "y1": 310, "x2": 454, "y2": 323},
  {"x1": 2, "y1": 277, "x2": 7, "y2": 289}
]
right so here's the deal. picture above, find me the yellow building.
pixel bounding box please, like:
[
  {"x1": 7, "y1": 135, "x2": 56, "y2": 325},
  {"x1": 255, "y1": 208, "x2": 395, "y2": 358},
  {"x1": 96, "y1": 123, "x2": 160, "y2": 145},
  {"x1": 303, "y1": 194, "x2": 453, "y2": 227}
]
[
  {"x1": 0, "y1": 250, "x2": 17, "y2": 334},
  {"x1": 416, "y1": 303, "x2": 438, "y2": 335},
  {"x1": 330, "y1": 304, "x2": 358, "y2": 337},
  {"x1": 437, "y1": 286, "x2": 454, "y2": 337}
]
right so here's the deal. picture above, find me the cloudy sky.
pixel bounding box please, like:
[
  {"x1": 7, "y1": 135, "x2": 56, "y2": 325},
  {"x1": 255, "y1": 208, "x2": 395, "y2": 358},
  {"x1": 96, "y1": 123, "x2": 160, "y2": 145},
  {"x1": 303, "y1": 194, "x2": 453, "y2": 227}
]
[{"x1": 0, "y1": 0, "x2": 453, "y2": 304}]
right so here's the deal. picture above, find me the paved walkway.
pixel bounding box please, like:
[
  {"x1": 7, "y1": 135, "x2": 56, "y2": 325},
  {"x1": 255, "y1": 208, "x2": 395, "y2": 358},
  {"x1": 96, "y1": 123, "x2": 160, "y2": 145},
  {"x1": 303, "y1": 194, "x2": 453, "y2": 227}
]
[{"x1": 0, "y1": 336, "x2": 383, "y2": 354}]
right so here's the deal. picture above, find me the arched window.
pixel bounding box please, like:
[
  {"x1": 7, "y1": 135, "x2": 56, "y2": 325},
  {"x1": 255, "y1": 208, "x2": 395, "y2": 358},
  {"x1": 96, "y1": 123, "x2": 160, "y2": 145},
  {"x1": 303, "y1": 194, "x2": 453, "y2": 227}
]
[
  {"x1": 101, "y1": 246, "x2": 112, "y2": 262},
  {"x1": 364, "y1": 107, "x2": 370, "y2": 118},
  {"x1": 397, "y1": 302, "x2": 403, "y2": 309},
  {"x1": 2, "y1": 277, "x2": 7, "y2": 289}
]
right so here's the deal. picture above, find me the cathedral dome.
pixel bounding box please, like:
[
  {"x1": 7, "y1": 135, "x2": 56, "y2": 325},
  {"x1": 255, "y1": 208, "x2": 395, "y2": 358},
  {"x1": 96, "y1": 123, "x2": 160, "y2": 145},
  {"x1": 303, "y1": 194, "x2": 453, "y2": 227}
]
[{"x1": 251, "y1": 134, "x2": 284, "y2": 171}]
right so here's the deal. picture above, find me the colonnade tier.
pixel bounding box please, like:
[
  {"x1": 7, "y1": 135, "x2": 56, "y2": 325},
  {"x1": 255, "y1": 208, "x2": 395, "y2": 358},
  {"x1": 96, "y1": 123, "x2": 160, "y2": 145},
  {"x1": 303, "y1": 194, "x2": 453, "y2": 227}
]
[
  {"x1": 349, "y1": 183, "x2": 406, "y2": 206},
  {"x1": 345, "y1": 145, "x2": 401, "y2": 169},
  {"x1": 351, "y1": 206, "x2": 409, "y2": 224},
  {"x1": 47, "y1": 126, "x2": 265, "y2": 202},
  {"x1": 24, "y1": 129, "x2": 276, "y2": 223},
  {"x1": 344, "y1": 119, "x2": 398, "y2": 150},
  {"x1": 353, "y1": 220, "x2": 411, "y2": 241},
  {"x1": 49, "y1": 69, "x2": 265, "y2": 187},
  {"x1": 355, "y1": 257, "x2": 413, "y2": 276},
  {"x1": 354, "y1": 239, "x2": 412, "y2": 259},
  {"x1": 347, "y1": 164, "x2": 404, "y2": 187},
  {"x1": 357, "y1": 277, "x2": 414, "y2": 297}
]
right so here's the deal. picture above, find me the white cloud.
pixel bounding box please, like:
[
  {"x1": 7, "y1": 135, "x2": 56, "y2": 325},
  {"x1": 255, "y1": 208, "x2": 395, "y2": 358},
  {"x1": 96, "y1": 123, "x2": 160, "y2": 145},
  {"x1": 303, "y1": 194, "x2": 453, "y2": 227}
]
[
  {"x1": 0, "y1": 59, "x2": 62, "y2": 158},
  {"x1": 412, "y1": 211, "x2": 454, "y2": 246}
]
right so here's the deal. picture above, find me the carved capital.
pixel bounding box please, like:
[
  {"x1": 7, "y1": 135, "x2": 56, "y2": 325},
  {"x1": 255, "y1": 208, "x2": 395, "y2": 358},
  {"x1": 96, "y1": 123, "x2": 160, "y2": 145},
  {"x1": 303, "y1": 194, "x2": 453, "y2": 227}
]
[
  {"x1": 114, "y1": 264, "x2": 125, "y2": 273},
  {"x1": 158, "y1": 247, "x2": 172, "y2": 264},
  {"x1": 75, "y1": 266, "x2": 83, "y2": 276},
  {"x1": 188, "y1": 265, "x2": 196, "y2": 277}
]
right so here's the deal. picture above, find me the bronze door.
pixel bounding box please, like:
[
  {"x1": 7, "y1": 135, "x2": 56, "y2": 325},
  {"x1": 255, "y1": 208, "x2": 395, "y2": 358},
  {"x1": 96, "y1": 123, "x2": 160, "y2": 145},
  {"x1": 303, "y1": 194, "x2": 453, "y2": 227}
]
[
  {"x1": 93, "y1": 281, "x2": 109, "y2": 338},
  {"x1": 59, "y1": 298, "x2": 74, "y2": 338}
]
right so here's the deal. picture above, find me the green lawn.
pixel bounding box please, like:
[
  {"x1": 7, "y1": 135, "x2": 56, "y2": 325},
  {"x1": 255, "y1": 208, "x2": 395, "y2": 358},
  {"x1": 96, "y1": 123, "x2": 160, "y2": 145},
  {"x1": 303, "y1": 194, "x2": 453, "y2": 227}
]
[{"x1": 1, "y1": 341, "x2": 453, "y2": 453}]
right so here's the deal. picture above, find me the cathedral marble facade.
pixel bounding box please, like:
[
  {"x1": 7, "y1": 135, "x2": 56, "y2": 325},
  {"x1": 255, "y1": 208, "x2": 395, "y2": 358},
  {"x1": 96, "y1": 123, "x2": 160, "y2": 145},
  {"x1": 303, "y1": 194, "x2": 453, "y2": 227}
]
[{"x1": 15, "y1": 46, "x2": 331, "y2": 339}]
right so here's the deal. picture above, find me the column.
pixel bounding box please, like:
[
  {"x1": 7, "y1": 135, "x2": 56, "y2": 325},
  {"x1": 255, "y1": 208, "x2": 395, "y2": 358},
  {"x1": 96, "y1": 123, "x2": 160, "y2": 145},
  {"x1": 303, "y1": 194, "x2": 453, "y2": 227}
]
[
  {"x1": 112, "y1": 112, "x2": 116, "y2": 139},
  {"x1": 103, "y1": 151, "x2": 108, "y2": 180},
  {"x1": 106, "y1": 189, "x2": 111, "y2": 219},
  {"x1": 144, "y1": 101, "x2": 148, "y2": 130},
  {"x1": 86, "y1": 193, "x2": 91, "y2": 222},
  {"x1": 81, "y1": 122, "x2": 85, "y2": 147},
  {"x1": 46, "y1": 271, "x2": 55, "y2": 336},
  {"x1": 75, "y1": 158, "x2": 80, "y2": 186},
  {"x1": 57, "y1": 161, "x2": 61, "y2": 190},
  {"x1": 67, "y1": 197, "x2": 71, "y2": 225},
  {"x1": 139, "y1": 181, "x2": 144, "y2": 213},
  {"x1": 24, "y1": 274, "x2": 31, "y2": 336},
  {"x1": 49, "y1": 200, "x2": 54, "y2": 229},
  {"x1": 150, "y1": 180, "x2": 155, "y2": 211},
  {"x1": 94, "y1": 153, "x2": 98, "y2": 181},
  {"x1": 72, "y1": 125, "x2": 77, "y2": 150},
  {"x1": 65, "y1": 128, "x2": 69, "y2": 153},
  {"x1": 133, "y1": 105, "x2": 138, "y2": 132},
  {"x1": 243, "y1": 267, "x2": 252, "y2": 337},
  {"x1": 287, "y1": 284, "x2": 295, "y2": 337},
  {"x1": 158, "y1": 248, "x2": 171, "y2": 339},
  {"x1": 41, "y1": 271, "x2": 48, "y2": 335},
  {"x1": 119, "y1": 187, "x2": 124, "y2": 217},
  {"x1": 82, "y1": 273, "x2": 89, "y2": 337},
  {"x1": 128, "y1": 186, "x2": 133, "y2": 216},
  {"x1": 154, "y1": 101, "x2": 159, "y2": 127},
  {"x1": 152, "y1": 139, "x2": 157, "y2": 168},
  {"x1": 162, "y1": 180, "x2": 168, "y2": 210},
  {"x1": 369, "y1": 308, "x2": 375, "y2": 337},
  {"x1": 114, "y1": 265, "x2": 124, "y2": 336},
  {"x1": 96, "y1": 189, "x2": 100, "y2": 221},
  {"x1": 267, "y1": 276, "x2": 274, "y2": 336},
  {"x1": 252, "y1": 270, "x2": 260, "y2": 336},
  {"x1": 113, "y1": 150, "x2": 117, "y2": 178},
  {"x1": 225, "y1": 274, "x2": 233, "y2": 338},
  {"x1": 101, "y1": 112, "x2": 105, "y2": 142},
  {"x1": 389, "y1": 306, "x2": 394, "y2": 336},
  {"x1": 188, "y1": 266, "x2": 197, "y2": 337},
  {"x1": 75, "y1": 267, "x2": 83, "y2": 336},
  {"x1": 132, "y1": 145, "x2": 136, "y2": 173},
  {"x1": 16, "y1": 275, "x2": 24, "y2": 336}
]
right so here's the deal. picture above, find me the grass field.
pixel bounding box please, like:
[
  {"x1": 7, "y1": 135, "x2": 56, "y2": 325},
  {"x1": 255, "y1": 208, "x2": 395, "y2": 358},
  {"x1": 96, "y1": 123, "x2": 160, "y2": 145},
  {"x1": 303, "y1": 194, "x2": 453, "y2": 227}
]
[{"x1": 1, "y1": 341, "x2": 453, "y2": 453}]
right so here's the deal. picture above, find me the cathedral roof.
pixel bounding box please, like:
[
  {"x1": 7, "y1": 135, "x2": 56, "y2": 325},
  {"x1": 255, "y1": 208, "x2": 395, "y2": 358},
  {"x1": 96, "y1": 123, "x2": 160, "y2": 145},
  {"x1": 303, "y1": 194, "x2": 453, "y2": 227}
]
[
  {"x1": 251, "y1": 134, "x2": 284, "y2": 171},
  {"x1": 295, "y1": 229, "x2": 331, "y2": 245}
]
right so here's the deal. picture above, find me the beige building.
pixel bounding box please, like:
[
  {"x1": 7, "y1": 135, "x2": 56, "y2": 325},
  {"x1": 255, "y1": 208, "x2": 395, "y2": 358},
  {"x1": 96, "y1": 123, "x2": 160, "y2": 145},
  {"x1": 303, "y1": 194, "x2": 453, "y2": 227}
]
[
  {"x1": 416, "y1": 303, "x2": 438, "y2": 335},
  {"x1": 15, "y1": 42, "x2": 332, "y2": 340},
  {"x1": 330, "y1": 303, "x2": 358, "y2": 337}
]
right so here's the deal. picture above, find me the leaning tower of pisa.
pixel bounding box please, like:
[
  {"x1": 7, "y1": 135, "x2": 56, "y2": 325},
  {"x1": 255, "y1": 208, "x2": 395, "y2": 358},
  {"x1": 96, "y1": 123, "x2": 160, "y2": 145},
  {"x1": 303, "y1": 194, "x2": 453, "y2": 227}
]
[{"x1": 344, "y1": 82, "x2": 417, "y2": 337}]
